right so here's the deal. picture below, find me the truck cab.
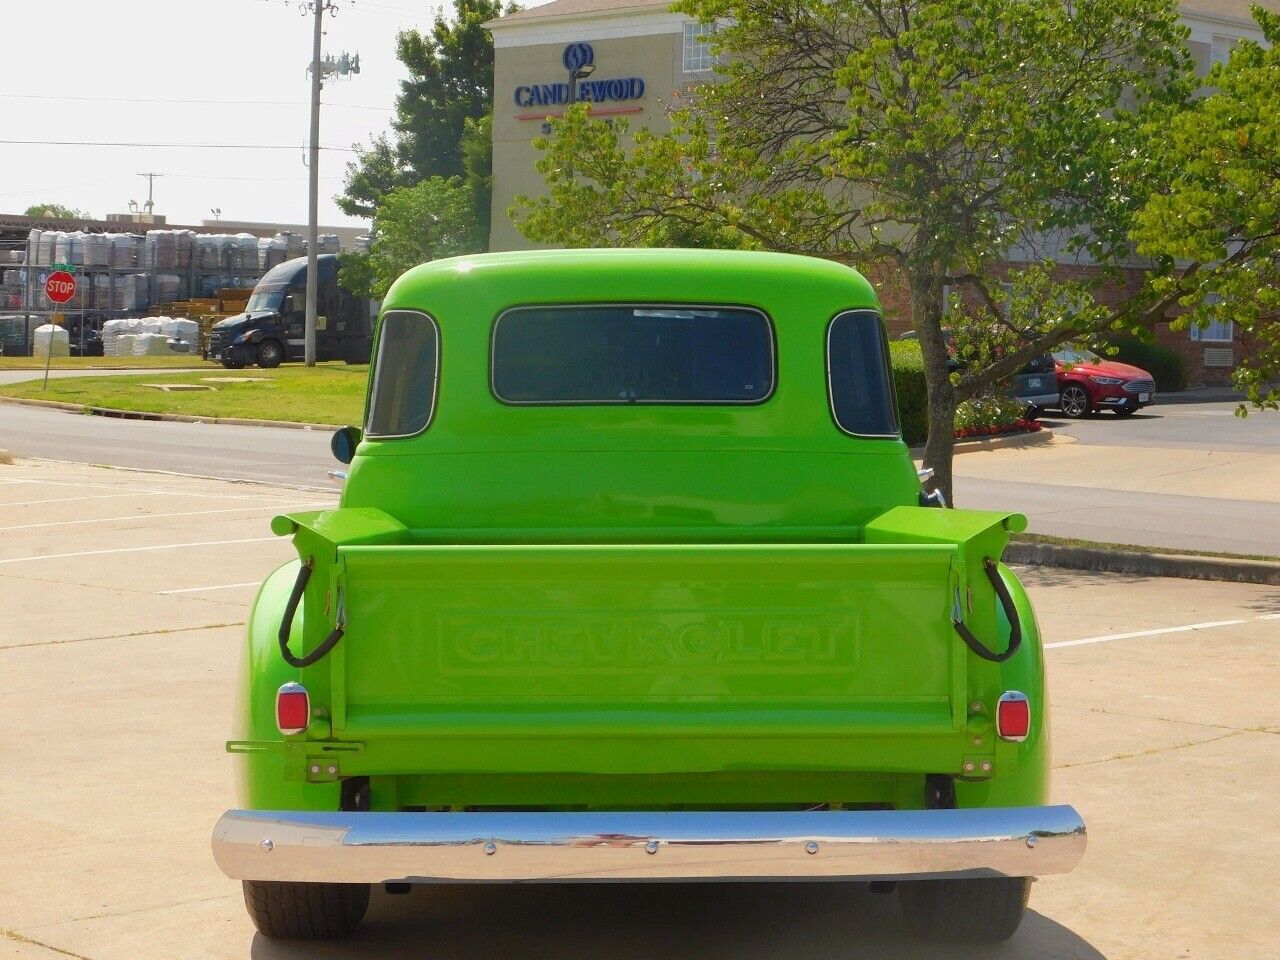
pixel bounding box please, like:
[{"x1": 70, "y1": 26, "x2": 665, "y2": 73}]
[
  {"x1": 207, "y1": 254, "x2": 371, "y2": 368},
  {"x1": 213, "y1": 249, "x2": 1084, "y2": 945}
]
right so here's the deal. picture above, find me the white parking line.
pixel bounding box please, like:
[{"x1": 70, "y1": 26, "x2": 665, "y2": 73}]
[
  {"x1": 0, "y1": 537, "x2": 278, "y2": 566},
  {"x1": 4, "y1": 504, "x2": 330, "y2": 532},
  {"x1": 1047, "y1": 616, "x2": 1264, "y2": 649},
  {"x1": 0, "y1": 476, "x2": 321, "y2": 503},
  {"x1": 160, "y1": 581, "x2": 263, "y2": 595}
]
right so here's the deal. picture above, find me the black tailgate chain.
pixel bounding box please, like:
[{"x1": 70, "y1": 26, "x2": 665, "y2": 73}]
[
  {"x1": 952, "y1": 557, "x2": 1023, "y2": 663},
  {"x1": 278, "y1": 558, "x2": 347, "y2": 669}
]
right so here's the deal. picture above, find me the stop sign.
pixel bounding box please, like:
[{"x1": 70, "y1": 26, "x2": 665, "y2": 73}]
[{"x1": 45, "y1": 270, "x2": 77, "y2": 304}]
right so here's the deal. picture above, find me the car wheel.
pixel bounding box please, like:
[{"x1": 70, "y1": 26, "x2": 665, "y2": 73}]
[
  {"x1": 898, "y1": 876, "x2": 1032, "y2": 944},
  {"x1": 241, "y1": 879, "x2": 369, "y2": 939},
  {"x1": 257, "y1": 340, "x2": 284, "y2": 369},
  {"x1": 221, "y1": 357, "x2": 246, "y2": 370},
  {"x1": 1059, "y1": 384, "x2": 1091, "y2": 418},
  {"x1": 1025, "y1": 406, "x2": 1041, "y2": 421}
]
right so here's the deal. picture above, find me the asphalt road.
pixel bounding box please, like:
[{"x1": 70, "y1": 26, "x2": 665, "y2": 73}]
[
  {"x1": 2, "y1": 395, "x2": 1277, "y2": 553},
  {"x1": 0, "y1": 402, "x2": 335, "y2": 489},
  {"x1": 0, "y1": 367, "x2": 206, "y2": 386},
  {"x1": 1046, "y1": 400, "x2": 1280, "y2": 451}
]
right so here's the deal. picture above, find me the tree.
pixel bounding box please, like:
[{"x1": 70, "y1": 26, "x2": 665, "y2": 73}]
[
  {"x1": 339, "y1": 177, "x2": 486, "y2": 300},
  {"x1": 513, "y1": 0, "x2": 1191, "y2": 499},
  {"x1": 337, "y1": 0, "x2": 509, "y2": 220},
  {"x1": 24, "y1": 203, "x2": 90, "y2": 219},
  {"x1": 1131, "y1": 6, "x2": 1280, "y2": 411}
]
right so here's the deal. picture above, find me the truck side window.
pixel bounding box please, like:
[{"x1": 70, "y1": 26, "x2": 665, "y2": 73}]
[
  {"x1": 827, "y1": 309, "x2": 899, "y2": 438},
  {"x1": 492, "y1": 304, "x2": 774, "y2": 404},
  {"x1": 365, "y1": 310, "x2": 440, "y2": 438}
]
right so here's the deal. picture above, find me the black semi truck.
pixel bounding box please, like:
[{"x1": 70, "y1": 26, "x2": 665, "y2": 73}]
[{"x1": 206, "y1": 255, "x2": 373, "y2": 368}]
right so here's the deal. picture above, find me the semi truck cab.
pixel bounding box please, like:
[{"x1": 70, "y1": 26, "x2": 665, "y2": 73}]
[{"x1": 207, "y1": 254, "x2": 372, "y2": 368}]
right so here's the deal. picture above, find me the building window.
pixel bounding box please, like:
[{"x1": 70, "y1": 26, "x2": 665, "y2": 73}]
[
  {"x1": 1191, "y1": 319, "x2": 1233, "y2": 343},
  {"x1": 683, "y1": 21, "x2": 716, "y2": 74},
  {"x1": 1211, "y1": 34, "x2": 1237, "y2": 68},
  {"x1": 1191, "y1": 292, "x2": 1233, "y2": 343}
]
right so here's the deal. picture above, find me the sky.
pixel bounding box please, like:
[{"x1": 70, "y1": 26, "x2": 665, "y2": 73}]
[{"x1": 2, "y1": 0, "x2": 551, "y2": 230}]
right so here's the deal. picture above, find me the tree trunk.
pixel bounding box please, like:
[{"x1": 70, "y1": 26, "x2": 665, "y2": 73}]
[{"x1": 909, "y1": 266, "x2": 958, "y2": 504}]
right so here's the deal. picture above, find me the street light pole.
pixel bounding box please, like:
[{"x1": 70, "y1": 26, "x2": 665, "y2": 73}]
[{"x1": 305, "y1": 0, "x2": 324, "y2": 367}]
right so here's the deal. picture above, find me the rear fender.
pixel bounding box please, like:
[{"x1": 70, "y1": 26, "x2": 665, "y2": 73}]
[
  {"x1": 864, "y1": 508, "x2": 1048, "y2": 806},
  {"x1": 230, "y1": 560, "x2": 340, "y2": 811}
]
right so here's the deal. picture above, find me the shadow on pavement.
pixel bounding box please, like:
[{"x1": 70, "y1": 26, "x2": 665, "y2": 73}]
[{"x1": 250, "y1": 882, "x2": 1105, "y2": 960}]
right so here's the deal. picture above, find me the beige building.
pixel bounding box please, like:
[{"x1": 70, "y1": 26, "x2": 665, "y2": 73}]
[
  {"x1": 486, "y1": 0, "x2": 716, "y2": 251},
  {"x1": 488, "y1": 0, "x2": 1274, "y2": 250}
]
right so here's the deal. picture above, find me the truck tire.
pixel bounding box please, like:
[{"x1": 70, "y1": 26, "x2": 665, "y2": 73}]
[
  {"x1": 241, "y1": 879, "x2": 369, "y2": 939},
  {"x1": 897, "y1": 876, "x2": 1031, "y2": 944},
  {"x1": 257, "y1": 340, "x2": 284, "y2": 369}
]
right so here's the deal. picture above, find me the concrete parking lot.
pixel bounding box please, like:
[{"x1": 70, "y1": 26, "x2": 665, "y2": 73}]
[{"x1": 1, "y1": 458, "x2": 1277, "y2": 960}]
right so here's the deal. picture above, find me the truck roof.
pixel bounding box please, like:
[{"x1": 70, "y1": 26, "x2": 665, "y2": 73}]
[{"x1": 382, "y1": 249, "x2": 879, "y2": 323}]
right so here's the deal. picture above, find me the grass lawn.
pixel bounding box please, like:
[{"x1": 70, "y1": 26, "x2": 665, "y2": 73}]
[
  {"x1": 0, "y1": 365, "x2": 368, "y2": 425},
  {"x1": 0, "y1": 356, "x2": 212, "y2": 370}
]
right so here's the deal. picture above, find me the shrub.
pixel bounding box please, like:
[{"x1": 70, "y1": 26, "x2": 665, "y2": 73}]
[
  {"x1": 954, "y1": 395, "x2": 1042, "y2": 438},
  {"x1": 1105, "y1": 334, "x2": 1187, "y2": 392},
  {"x1": 889, "y1": 340, "x2": 928, "y2": 444}
]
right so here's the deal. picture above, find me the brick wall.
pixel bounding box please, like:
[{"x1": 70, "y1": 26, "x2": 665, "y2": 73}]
[{"x1": 857, "y1": 257, "x2": 1244, "y2": 388}]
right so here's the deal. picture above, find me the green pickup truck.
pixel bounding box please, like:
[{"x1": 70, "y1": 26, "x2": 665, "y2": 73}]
[{"x1": 212, "y1": 249, "x2": 1085, "y2": 944}]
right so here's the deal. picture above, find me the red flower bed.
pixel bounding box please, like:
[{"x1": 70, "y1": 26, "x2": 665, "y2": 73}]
[{"x1": 955, "y1": 419, "x2": 1043, "y2": 439}]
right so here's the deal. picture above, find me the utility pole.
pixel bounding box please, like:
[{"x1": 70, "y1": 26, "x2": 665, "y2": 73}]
[
  {"x1": 301, "y1": 2, "x2": 359, "y2": 367},
  {"x1": 133, "y1": 171, "x2": 163, "y2": 216},
  {"x1": 305, "y1": 0, "x2": 325, "y2": 367}
]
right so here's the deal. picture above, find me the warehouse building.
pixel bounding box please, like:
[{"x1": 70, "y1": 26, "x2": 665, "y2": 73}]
[{"x1": 486, "y1": 0, "x2": 1277, "y2": 386}]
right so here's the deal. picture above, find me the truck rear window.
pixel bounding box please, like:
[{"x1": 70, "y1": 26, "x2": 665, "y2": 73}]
[
  {"x1": 491, "y1": 305, "x2": 774, "y2": 404},
  {"x1": 827, "y1": 310, "x2": 899, "y2": 437},
  {"x1": 365, "y1": 310, "x2": 439, "y2": 438}
]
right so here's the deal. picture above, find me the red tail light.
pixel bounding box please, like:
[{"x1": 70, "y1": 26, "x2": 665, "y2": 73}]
[
  {"x1": 996, "y1": 691, "x2": 1031, "y2": 742},
  {"x1": 276, "y1": 682, "x2": 310, "y2": 736}
]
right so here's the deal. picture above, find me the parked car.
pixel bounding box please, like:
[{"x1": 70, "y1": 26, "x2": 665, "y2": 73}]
[
  {"x1": 896, "y1": 329, "x2": 1058, "y2": 413},
  {"x1": 213, "y1": 250, "x2": 1085, "y2": 946},
  {"x1": 1053, "y1": 345, "x2": 1155, "y2": 417}
]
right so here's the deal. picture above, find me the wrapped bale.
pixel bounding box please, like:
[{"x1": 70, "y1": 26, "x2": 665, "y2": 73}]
[
  {"x1": 36, "y1": 231, "x2": 57, "y2": 266},
  {"x1": 34, "y1": 324, "x2": 70, "y2": 358},
  {"x1": 83, "y1": 233, "x2": 110, "y2": 267},
  {"x1": 110, "y1": 234, "x2": 141, "y2": 268},
  {"x1": 257, "y1": 236, "x2": 286, "y2": 271}
]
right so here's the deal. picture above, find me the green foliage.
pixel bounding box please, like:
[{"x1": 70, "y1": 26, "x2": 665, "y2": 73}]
[
  {"x1": 24, "y1": 203, "x2": 90, "y2": 219},
  {"x1": 1131, "y1": 8, "x2": 1280, "y2": 409},
  {"x1": 338, "y1": 178, "x2": 485, "y2": 300},
  {"x1": 889, "y1": 341, "x2": 927, "y2": 445},
  {"x1": 337, "y1": 0, "x2": 509, "y2": 230},
  {"x1": 1105, "y1": 334, "x2": 1188, "y2": 392},
  {"x1": 512, "y1": 0, "x2": 1195, "y2": 495}
]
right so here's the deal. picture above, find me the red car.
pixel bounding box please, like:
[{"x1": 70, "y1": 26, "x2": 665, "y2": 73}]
[{"x1": 1053, "y1": 346, "x2": 1155, "y2": 417}]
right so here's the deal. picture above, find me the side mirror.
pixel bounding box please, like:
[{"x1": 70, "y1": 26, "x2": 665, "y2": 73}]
[{"x1": 331, "y1": 425, "x2": 362, "y2": 464}]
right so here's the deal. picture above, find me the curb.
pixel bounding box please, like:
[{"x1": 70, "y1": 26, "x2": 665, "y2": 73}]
[
  {"x1": 954, "y1": 429, "x2": 1056, "y2": 454},
  {"x1": 0, "y1": 395, "x2": 337, "y2": 431},
  {"x1": 911, "y1": 428, "x2": 1060, "y2": 458},
  {"x1": 1005, "y1": 541, "x2": 1280, "y2": 586}
]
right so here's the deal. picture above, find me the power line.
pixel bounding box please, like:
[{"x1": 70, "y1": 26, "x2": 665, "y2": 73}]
[
  {"x1": 0, "y1": 93, "x2": 391, "y2": 111},
  {"x1": 0, "y1": 139, "x2": 358, "y2": 152}
]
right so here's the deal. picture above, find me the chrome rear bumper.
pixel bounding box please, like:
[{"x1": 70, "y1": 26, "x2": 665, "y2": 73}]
[{"x1": 213, "y1": 806, "x2": 1085, "y2": 884}]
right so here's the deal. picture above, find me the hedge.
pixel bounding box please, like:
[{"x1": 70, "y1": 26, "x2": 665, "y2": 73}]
[
  {"x1": 889, "y1": 340, "x2": 928, "y2": 445},
  {"x1": 1106, "y1": 334, "x2": 1188, "y2": 392}
]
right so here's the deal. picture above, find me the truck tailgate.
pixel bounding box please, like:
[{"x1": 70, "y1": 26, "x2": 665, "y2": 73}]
[{"x1": 329, "y1": 543, "x2": 967, "y2": 749}]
